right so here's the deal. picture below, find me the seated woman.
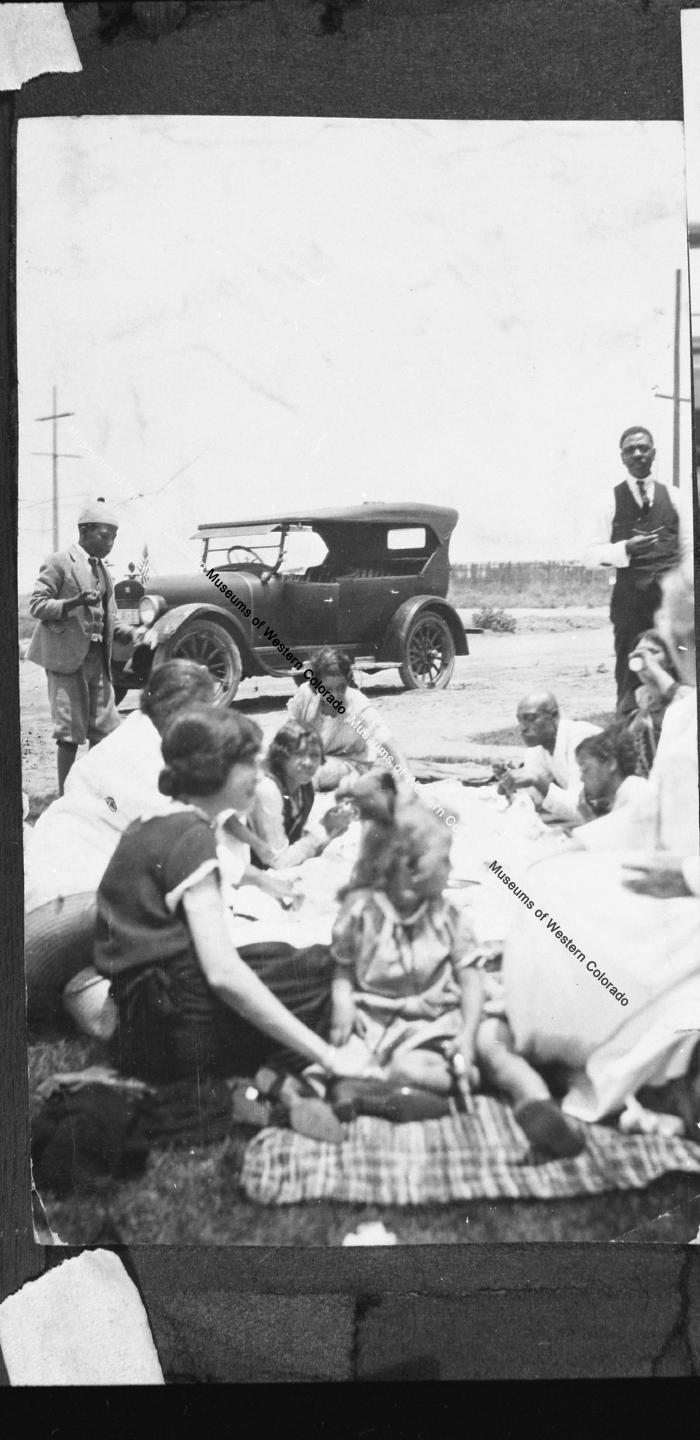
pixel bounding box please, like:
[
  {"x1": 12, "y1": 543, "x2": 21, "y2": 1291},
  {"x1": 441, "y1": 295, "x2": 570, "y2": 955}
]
[
  {"x1": 286, "y1": 646, "x2": 410, "y2": 791},
  {"x1": 329, "y1": 797, "x2": 484, "y2": 1098},
  {"x1": 24, "y1": 658, "x2": 293, "y2": 1033},
  {"x1": 622, "y1": 628, "x2": 692, "y2": 778},
  {"x1": 24, "y1": 660, "x2": 217, "y2": 1028},
  {"x1": 572, "y1": 726, "x2": 647, "y2": 825},
  {"x1": 247, "y1": 720, "x2": 354, "y2": 869},
  {"x1": 495, "y1": 564, "x2": 700, "y2": 1131},
  {"x1": 94, "y1": 706, "x2": 367, "y2": 1086}
]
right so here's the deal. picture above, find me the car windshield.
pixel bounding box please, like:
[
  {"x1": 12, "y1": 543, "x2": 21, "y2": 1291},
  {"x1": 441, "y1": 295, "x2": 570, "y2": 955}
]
[{"x1": 201, "y1": 526, "x2": 328, "y2": 576}]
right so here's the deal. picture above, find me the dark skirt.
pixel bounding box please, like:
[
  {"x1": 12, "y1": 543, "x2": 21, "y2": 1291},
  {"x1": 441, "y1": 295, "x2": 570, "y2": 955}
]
[{"x1": 108, "y1": 941, "x2": 333, "y2": 1084}]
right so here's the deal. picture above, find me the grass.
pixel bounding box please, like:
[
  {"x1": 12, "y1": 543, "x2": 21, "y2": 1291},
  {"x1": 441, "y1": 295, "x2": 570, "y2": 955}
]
[
  {"x1": 29, "y1": 1033, "x2": 700, "y2": 1246},
  {"x1": 493, "y1": 613, "x2": 609, "y2": 633},
  {"x1": 468, "y1": 711, "x2": 617, "y2": 748}
]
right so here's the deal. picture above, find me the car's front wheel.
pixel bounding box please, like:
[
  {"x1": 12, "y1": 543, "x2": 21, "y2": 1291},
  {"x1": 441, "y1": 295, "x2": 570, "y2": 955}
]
[
  {"x1": 398, "y1": 611, "x2": 456, "y2": 690},
  {"x1": 164, "y1": 618, "x2": 243, "y2": 706}
]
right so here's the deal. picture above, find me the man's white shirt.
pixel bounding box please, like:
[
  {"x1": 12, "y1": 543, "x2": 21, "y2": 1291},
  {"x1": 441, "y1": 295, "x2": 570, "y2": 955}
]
[
  {"x1": 583, "y1": 471, "x2": 691, "y2": 570},
  {"x1": 538, "y1": 715, "x2": 601, "y2": 821}
]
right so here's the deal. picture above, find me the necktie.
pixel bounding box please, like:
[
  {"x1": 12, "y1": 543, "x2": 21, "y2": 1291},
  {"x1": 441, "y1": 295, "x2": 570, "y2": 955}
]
[
  {"x1": 88, "y1": 557, "x2": 104, "y2": 640},
  {"x1": 637, "y1": 480, "x2": 650, "y2": 516}
]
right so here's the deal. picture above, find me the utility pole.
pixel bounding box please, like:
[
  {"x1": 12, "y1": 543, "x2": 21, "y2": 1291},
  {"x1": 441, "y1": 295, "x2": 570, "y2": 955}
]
[
  {"x1": 32, "y1": 387, "x2": 80, "y2": 549},
  {"x1": 653, "y1": 270, "x2": 691, "y2": 488},
  {"x1": 673, "y1": 267, "x2": 681, "y2": 489}
]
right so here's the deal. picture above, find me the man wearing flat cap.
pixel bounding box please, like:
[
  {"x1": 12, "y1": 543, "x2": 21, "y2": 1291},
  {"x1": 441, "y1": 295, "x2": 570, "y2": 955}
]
[
  {"x1": 28, "y1": 499, "x2": 135, "y2": 793},
  {"x1": 584, "y1": 426, "x2": 687, "y2": 715}
]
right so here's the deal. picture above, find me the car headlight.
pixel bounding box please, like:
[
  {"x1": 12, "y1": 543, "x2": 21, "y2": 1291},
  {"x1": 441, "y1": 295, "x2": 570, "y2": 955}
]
[{"x1": 138, "y1": 595, "x2": 163, "y2": 627}]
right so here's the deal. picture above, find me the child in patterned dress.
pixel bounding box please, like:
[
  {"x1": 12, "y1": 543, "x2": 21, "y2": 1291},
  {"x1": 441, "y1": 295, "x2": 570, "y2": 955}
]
[
  {"x1": 330, "y1": 779, "x2": 587, "y2": 1156},
  {"x1": 330, "y1": 805, "x2": 483, "y2": 1097}
]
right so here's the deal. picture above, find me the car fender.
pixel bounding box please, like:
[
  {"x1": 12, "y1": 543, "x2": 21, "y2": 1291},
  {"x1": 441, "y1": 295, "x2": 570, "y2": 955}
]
[
  {"x1": 377, "y1": 596, "x2": 468, "y2": 661},
  {"x1": 148, "y1": 602, "x2": 253, "y2": 661}
]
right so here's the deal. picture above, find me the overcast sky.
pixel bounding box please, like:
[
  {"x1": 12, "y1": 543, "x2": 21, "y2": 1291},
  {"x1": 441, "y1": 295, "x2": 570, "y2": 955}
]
[
  {"x1": 16, "y1": 116, "x2": 692, "y2": 589},
  {"x1": 682, "y1": 9, "x2": 700, "y2": 376},
  {"x1": 683, "y1": 12, "x2": 700, "y2": 226}
]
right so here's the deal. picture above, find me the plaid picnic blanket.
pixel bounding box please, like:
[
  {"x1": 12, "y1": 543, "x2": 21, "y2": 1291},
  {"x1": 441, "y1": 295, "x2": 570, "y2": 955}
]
[{"x1": 240, "y1": 1095, "x2": 700, "y2": 1206}]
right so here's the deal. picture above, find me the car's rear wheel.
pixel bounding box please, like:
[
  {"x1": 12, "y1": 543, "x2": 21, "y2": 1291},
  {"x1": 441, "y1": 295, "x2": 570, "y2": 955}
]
[
  {"x1": 399, "y1": 611, "x2": 455, "y2": 690},
  {"x1": 166, "y1": 618, "x2": 243, "y2": 706}
]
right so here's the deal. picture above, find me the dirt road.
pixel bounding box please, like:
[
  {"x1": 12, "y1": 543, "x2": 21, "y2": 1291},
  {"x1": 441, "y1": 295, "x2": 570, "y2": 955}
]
[{"x1": 20, "y1": 623, "x2": 616, "y2": 806}]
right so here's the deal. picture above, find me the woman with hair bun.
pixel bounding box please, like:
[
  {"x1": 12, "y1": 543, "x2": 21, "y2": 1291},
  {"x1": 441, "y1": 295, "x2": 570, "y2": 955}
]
[
  {"x1": 24, "y1": 658, "x2": 218, "y2": 1031},
  {"x1": 94, "y1": 706, "x2": 367, "y2": 1084}
]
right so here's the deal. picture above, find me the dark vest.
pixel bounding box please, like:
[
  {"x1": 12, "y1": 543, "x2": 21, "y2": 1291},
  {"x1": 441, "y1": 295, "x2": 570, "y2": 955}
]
[
  {"x1": 611, "y1": 481, "x2": 679, "y2": 587},
  {"x1": 249, "y1": 779, "x2": 315, "y2": 870}
]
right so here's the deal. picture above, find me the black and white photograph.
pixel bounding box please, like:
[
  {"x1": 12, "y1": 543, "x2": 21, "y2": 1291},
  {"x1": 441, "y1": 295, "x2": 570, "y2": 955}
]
[{"x1": 18, "y1": 112, "x2": 699, "y2": 1247}]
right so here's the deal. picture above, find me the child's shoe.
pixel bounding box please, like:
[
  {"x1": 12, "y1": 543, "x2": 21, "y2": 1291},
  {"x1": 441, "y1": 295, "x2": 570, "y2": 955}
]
[
  {"x1": 515, "y1": 1098, "x2": 585, "y2": 1160},
  {"x1": 254, "y1": 1066, "x2": 344, "y2": 1143},
  {"x1": 330, "y1": 1077, "x2": 451, "y2": 1123}
]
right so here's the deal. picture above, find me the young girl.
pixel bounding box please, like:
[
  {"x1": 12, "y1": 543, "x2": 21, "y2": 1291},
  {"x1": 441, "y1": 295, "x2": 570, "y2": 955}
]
[
  {"x1": 94, "y1": 706, "x2": 366, "y2": 1086},
  {"x1": 329, "y1": 798, "x2": 483, "y2": 1097},
  {"x1": 572, "y1": 726, "x2": 647, "y2": 825},
  {"x1": 330, "y1": 780, "x2": 585, "y2": 1156},
  {"x1": 623, "y1": 628, "x2": 692, "y2": 777}
]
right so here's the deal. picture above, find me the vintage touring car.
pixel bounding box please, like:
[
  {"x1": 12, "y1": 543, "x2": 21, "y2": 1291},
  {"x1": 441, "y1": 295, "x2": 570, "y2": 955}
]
[{"x1": 113, "y1": 503, "x2": 470, "y2": 705}]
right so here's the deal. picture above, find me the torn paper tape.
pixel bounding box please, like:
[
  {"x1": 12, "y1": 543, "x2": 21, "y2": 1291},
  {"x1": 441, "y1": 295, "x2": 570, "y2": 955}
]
[
  {"x1": 0, "y1": 1250, "x2": 164, "y2": 1384},
  {"x1": 0, "y1": 4, "x2": 82, "y2": 92}
]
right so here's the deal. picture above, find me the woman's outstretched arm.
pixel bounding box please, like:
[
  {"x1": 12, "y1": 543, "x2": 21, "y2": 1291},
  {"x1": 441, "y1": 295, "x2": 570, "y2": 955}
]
[{"x1": 182, "y1": 875, "x2": 363, "y2": 1074}]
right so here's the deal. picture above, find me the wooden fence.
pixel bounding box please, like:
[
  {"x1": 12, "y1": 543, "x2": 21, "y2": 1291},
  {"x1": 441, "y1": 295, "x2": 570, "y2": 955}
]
[{"x1": 449, "y1": 561, "x2": 612, "y2": 608}]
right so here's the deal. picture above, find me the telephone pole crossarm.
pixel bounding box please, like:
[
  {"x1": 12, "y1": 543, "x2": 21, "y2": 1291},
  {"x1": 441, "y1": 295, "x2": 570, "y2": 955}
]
[{"x1": 34, "y1": 388, "x2": 78, "y2": 550}]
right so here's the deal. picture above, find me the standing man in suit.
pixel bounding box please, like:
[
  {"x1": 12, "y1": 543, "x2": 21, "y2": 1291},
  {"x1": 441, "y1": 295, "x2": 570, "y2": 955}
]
[
  {"x1": 584, "y1": 426, "x2": 683, "y2": 715},
  {"x1": 27, "y1": 498, "x2": 135, "y2": 794}
]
